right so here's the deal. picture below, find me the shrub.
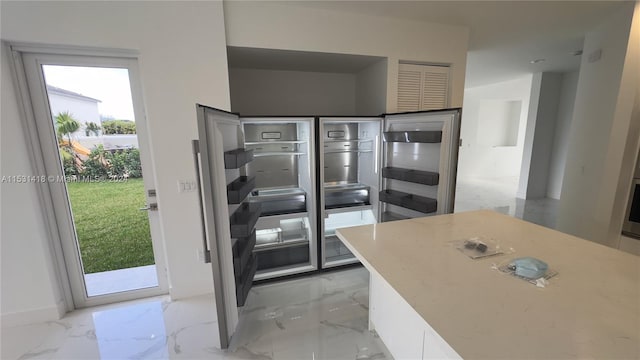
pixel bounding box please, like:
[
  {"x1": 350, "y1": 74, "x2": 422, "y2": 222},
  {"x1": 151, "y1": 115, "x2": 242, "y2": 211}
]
[
  {"x1": 106, "y1": 149, "x2": 142, "y2": 178},
  {"x1": 82, "y1": 145, "x2": 109, "y2": 178},
  {"x1": 78, "y1": 145, "x2": 142, "y2": 179},
  {"x1": 102, "y1": 120, "x2": 136, "y2": 135}
]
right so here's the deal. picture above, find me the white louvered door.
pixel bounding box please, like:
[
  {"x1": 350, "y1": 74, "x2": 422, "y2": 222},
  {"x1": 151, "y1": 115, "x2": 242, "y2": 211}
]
[{"x1": 397, "y1": 63, "x2": 450, "y2": 112}]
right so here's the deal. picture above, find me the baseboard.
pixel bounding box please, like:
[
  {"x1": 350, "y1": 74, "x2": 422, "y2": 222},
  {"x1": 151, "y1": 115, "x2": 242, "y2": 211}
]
[{"x1": 1, "y1": 300, "x2": 65, "y2": 328}]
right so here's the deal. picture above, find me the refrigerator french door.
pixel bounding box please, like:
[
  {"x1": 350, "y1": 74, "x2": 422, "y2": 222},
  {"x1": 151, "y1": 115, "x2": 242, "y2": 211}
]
[
  {"x1": 194, "y1": 105, "x2": 317, "y2": 348},
  {"x1": 319, "y1": 109, "x2": 461, "y2": 267}
]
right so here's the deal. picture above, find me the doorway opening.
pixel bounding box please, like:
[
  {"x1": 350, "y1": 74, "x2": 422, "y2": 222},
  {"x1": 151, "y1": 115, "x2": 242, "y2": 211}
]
[
  {"x1": 41, "y1": 65, "x2": 158, "y2": 297},
  {"x1": 17, "y1": 49, "x2": 168, "y2": 308}
]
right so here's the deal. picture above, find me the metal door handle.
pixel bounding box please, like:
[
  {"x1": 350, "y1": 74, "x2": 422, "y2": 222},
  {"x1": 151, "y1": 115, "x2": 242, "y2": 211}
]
[
  {"x1": 192, "y1": 140, "x2": 212, "y2": 263},
  {"x1": 140, "y1": 203, "x2": 158, "y2": 211}
]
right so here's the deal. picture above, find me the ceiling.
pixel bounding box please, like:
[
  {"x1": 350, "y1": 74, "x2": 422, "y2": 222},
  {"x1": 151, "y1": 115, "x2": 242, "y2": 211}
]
[{"x1": 238, "y1": 1, "x2": 626, "y2": 88}]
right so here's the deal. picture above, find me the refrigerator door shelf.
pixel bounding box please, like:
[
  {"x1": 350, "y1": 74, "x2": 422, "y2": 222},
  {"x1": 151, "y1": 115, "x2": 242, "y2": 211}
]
[
  {"x1": 232, "y1": 230, "x2": 256, "y2": 279},
  {"x1": 382, "y1": 167, "x2": 439, "y2": 186},
  {"x1": 224, "y1": 148, "x2": 254, "y2": 169},
  {"x1": 236, "y1": 254, "x2": 257, "y2": 307},
  {"x1": 383, "y1": 130, "x2": 442, "y2": 143},
  {"x1": 230, "y1": 203, "x2": 262, "y2": 238},
  {"x1": 227, "y1": 176, "x2": 256, "y2": 204},
  {"x1": 379, "y1": 189, "x2": 437, "y2": 214}
]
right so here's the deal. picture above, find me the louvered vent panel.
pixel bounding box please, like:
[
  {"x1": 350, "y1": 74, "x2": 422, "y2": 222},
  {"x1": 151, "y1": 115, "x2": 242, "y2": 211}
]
[
  {"x1": 422, "y1": 71, "x2": 449, "y2": 110},
  {"x1": 397, "y1": 69, "x2": 422, "y2": 112}
]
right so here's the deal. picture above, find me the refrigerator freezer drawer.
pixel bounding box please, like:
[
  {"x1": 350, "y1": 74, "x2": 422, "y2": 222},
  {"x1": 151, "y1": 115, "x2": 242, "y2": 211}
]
[
  {"x1": 256, "y1": 243, "x2": 310, "y2": 271},
  {"x1": 383, "y1": 131, "x2": 442, "y2": 143},
  {"x1": 227, "y1": 176, "x2": 256, "y2": 204},
  {"x1": 230, "y1": 203, "x2": 262, "y2": 238},
  {"x1": 224, "y1": 148, "x2": 254, "y2": 169},
  {"x1": 379, "y1": 189, "x2": 437, "y2": 213},
  {"x1": 325, "y1": 184, "x2": 370, "y2": 209},
  {"x1": 382, "y1": 167, "x2": 439, "y2": 186}
]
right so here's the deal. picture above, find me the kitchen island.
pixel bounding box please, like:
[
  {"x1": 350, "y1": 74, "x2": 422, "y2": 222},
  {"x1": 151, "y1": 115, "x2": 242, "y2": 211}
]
[{"x1": 336, "y1": 210, "x2": 640, "y2": 359}]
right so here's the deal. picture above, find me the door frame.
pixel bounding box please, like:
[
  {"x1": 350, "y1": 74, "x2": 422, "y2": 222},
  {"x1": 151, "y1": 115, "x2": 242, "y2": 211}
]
[{"x1": 9, "y1": 42, "x2": 169, "y2": 309}]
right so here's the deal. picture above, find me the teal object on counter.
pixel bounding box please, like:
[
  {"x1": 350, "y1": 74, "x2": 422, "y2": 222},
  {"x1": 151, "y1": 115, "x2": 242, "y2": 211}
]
[{"x1": 511, "y1": 257, "x2": 548, "y2": 279}]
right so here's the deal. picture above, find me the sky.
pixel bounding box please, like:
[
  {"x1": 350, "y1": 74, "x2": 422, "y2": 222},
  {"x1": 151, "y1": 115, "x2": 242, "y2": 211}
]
[{"x1": 42, "y1": 65, "x2": 136, "y2": 121}]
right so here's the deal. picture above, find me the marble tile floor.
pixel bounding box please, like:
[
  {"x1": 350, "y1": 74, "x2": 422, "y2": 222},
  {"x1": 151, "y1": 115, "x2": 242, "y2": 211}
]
[
  {"x1": 85, "y1": 265, "x2": 159, "y2": 297},
  {"x1": 455, "y1": 176, "x2": 559, "y2": 229},
  {"x1": 2, "y1": 267, "x2": 391, "y2": 360}
]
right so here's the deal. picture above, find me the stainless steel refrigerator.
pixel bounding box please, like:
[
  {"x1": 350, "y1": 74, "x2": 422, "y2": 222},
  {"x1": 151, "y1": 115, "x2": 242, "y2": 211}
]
[
  {"x1": 318, "y1": 109, "x2": 461, "y2": 268},
  {"x1": 194, "y1": 105, "x2": 460, "y2": 348}
]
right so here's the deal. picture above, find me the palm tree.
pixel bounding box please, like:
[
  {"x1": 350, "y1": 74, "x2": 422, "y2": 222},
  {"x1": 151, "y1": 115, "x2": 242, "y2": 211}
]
[
  {"x1": 55, "y1": 112, "x2": 82, "y2": 174},
  {"x1": 85, "y1": 122, "x2": 101, "y2": 136},
  {"x1": 55, "y1": 111, "x2": 80, "y2": 144}
]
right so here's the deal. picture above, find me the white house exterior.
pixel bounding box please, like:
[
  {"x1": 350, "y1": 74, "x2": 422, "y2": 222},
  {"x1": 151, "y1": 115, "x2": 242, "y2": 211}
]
[
  {"x1": 47, "y1": 85, "x2": 138, "y2": 149},
  {"x1": 47, "y1": 85, "x2": 101, "y2": 131}
]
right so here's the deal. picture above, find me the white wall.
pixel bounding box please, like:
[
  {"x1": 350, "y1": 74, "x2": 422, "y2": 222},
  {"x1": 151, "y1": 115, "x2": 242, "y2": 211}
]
[
  {"x1": 557, "y1": 2, "x2": 639, "y2": 247},
  {"x1": 517, "y1": 72, "x2": 562, "y2": 199},
  {"x1": 1, "y1": 1, "x2": 231, "y2": 323},
  {"x1": 355, "y1": 59, "x2": 388, "y2": 115},
  {"x1": 48, "y1": 92, "x2": 100, "y2": 130},
  {"x1": 546, "y1": 71, "x2": 579, "y2": 199},
  {"x1": 223, "y1": 1, "x2": 469, "y2": 112},
  {"x1": 457, "y1": 76, "x2": 533, "y2": 180},
  {"x1": 476, "y1": 100, "x2": 521, "y2": 147},
  {"x1": 1, "y1": 44, "x2": 66, "y2": 326},
  {"x1": 229, "y1": 68, "x2": 356, "y2": 115}
]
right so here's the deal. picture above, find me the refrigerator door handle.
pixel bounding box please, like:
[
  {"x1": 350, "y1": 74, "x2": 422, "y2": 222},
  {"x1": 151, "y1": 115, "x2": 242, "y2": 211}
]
[{"x1": 192, "y1": 139, "x2": 212, "y2": 263}]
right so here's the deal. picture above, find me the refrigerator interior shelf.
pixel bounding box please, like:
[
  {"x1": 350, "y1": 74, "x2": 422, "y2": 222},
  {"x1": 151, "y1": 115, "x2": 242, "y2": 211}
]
[
  {"x1": 254, "y1": 238, "x2": 309, "y2": 252},
  {"x1": 227, "y1": 176, "x2": 256, "y2": 204},
  {"x1": 253, "y1": 152, "x2": 306, "y2": 157},
  {"x1": 256, "y1": 226, "x2": 309, "y2": 246},
  {"x1": 383, "y1": 131, "x2": 442, "y2": 143},
  {"x1": 244, "y1": 140, "x2": 307, "y2": 145},
  {"x1": 324, "y1": 139, "x2": 374, "y2": 143},
  {"x1": 382, "y1": 167, "x2": 439, "y2": 186},
  {"x1": 325, "y1": 204, "x2": 373, "y2": 216},
  {"x1": 230, "y1": 202, "x2": 262, "y2": 238},
  {"x1": 249, "y1": 188, "x2": 307, "y2": 217},
  {"x1": 379, "y1": 189, "x2": 437, "y2": 214},
  {"x1": 323, "y1": 149, "x2": 373, "y2": 154},
  {"x1": 324, "y1": 184, "x2": 370, "y2": 209},
  {"x1": 224, "y1": 148, "x2": 254, "y2": 169},
  {"x1": 255, "y1": 212, "x2": 309, "y2": 228}
]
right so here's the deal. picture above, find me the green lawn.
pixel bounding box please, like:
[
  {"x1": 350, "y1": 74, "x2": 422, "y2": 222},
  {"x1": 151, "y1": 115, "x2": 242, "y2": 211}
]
[{"x1": 66, "y1": 178, "x2": 155, "y2": 274}]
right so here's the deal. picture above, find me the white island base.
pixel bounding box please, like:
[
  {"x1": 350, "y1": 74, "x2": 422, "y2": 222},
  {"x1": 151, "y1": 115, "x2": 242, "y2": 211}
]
[
  {"x1": 337, "y1": 210, "x2": 640, "y2": 359},
  {"x1": 369, "y1": 270, "x2": 461, "y2": 359}
]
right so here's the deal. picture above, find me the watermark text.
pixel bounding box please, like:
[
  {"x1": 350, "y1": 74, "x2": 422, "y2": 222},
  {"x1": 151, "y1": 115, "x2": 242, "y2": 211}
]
[{"x1": 1, "y1": 175, "x2": 129, "y2": 184}]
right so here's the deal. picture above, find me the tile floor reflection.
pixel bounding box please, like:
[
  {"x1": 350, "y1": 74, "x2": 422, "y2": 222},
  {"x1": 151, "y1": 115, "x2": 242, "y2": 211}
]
[
  {"x1": 2, "y1": 267, "x2": 390, "y2": 360},
  {"x1": 85, "y1": 265, "x2": 159, "y2": 297},
  {"x1": 455, "y1": 176, "x2": 558, "y2": 229}
]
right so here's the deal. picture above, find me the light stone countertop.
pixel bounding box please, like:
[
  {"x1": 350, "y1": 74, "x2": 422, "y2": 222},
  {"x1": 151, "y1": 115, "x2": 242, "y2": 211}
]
[{"x1": 336, "y1": 210, "x2": 640, "y2": 359}]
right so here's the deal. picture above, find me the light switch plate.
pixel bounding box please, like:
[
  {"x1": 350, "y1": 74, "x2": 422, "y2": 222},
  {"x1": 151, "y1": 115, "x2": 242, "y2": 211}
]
[{"x1": 177, "y1": 180, "x2": 197, "y2": 193}]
